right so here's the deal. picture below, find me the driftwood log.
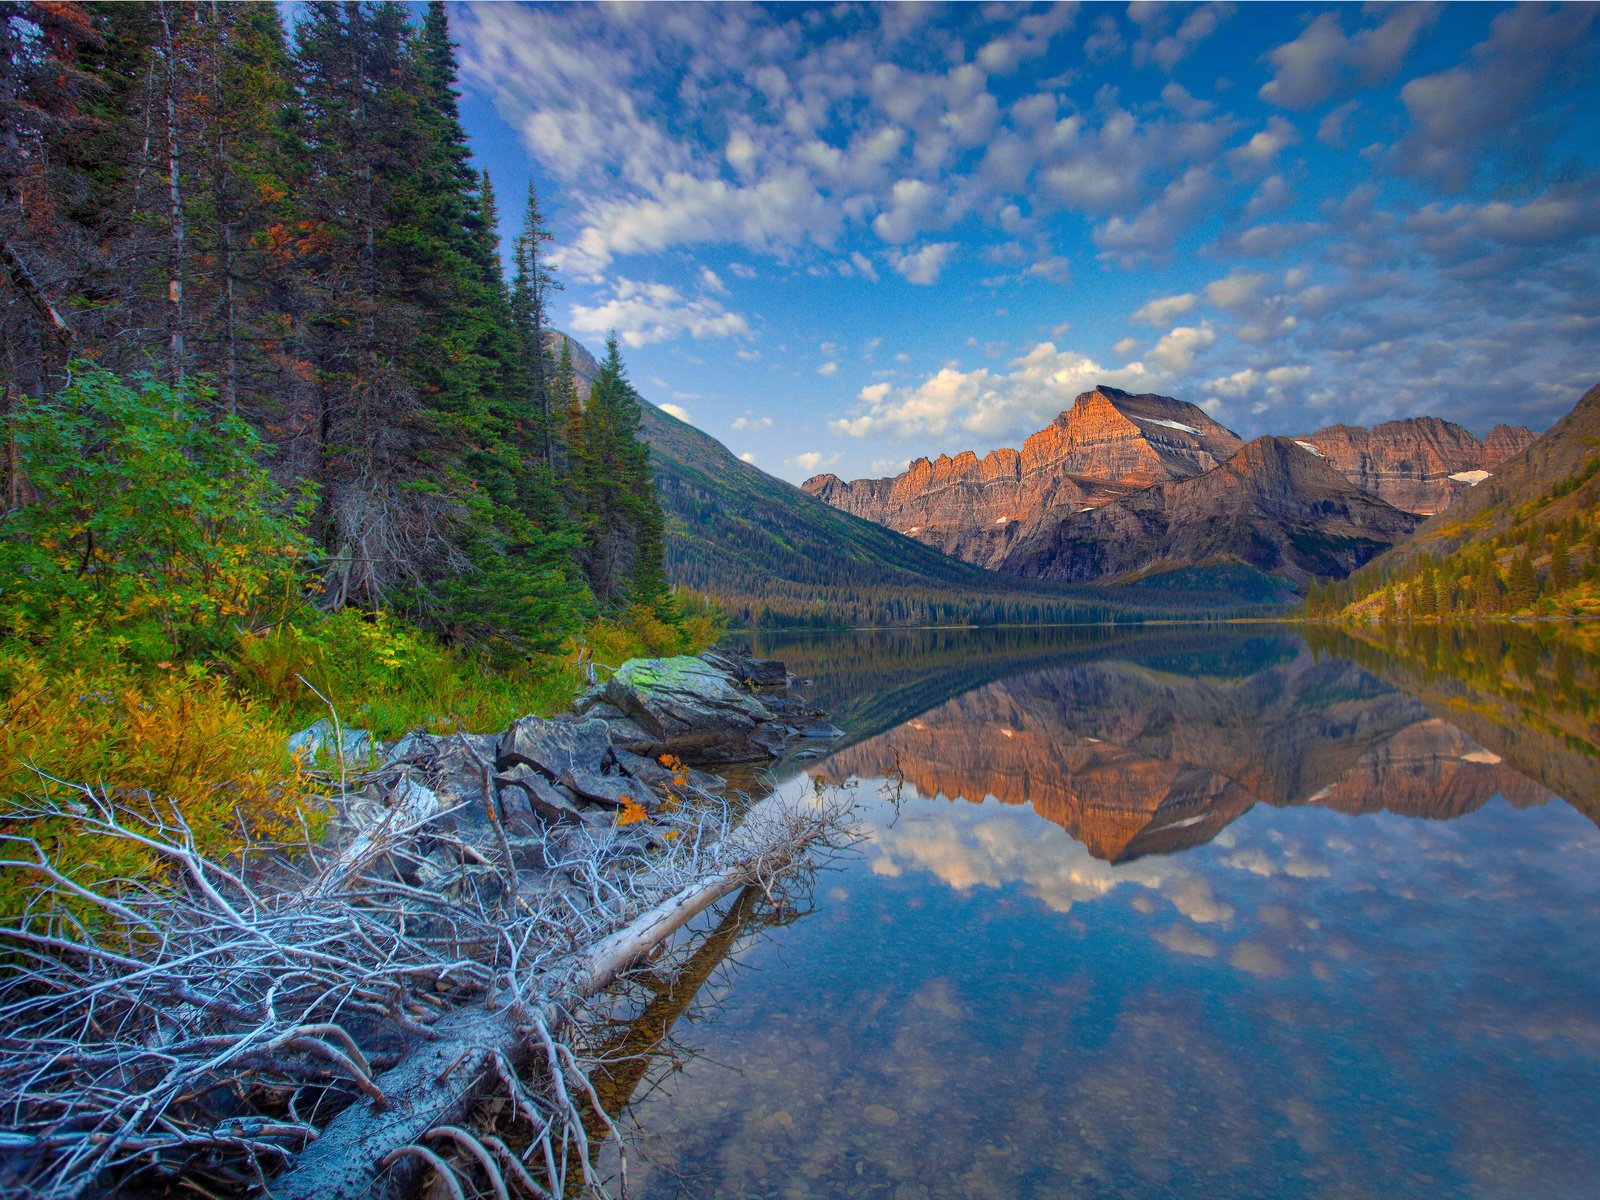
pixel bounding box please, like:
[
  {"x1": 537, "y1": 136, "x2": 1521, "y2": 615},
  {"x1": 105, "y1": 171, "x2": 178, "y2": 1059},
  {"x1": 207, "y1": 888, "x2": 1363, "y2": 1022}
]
[{"x1": 0, "y1": 767, "x2": 851, "y2": 1200}]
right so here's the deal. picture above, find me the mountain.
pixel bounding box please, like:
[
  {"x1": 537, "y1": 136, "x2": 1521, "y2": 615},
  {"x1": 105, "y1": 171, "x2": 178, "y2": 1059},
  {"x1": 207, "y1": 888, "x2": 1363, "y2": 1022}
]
[
  {"x1": 802, "y1": 386, "x2": 1242, "y2": 569},
  {"x1": 999, "y1": 436, "x2": 1423, "y2": 587},
  {"x1": 1310, "y1": 379, "x2": 1600, "y2": 619},
  {"x1": 1296, "y1": 416, "x2": 1535, "y2": 515},
  {"x1": 545, "y1": 333, "x2": 1154, "y2": 627}
]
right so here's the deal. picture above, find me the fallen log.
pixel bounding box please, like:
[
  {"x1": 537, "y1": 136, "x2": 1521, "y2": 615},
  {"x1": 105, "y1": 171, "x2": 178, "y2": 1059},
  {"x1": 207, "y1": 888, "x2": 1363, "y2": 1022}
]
[{"x1": 268, "y1": 844, "x2": 799, "y2": 1200}]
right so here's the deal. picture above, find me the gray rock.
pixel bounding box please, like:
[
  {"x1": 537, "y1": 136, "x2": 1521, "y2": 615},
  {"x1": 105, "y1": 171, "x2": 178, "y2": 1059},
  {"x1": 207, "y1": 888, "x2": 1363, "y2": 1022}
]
[
  {"x1": 496, "y1": 716, "x2": 616, "y2": 778},
  {"x1": 599, "y1": 656, "x2": 777, "y2": 763},
  {"x1": 560, "y1": 768, "x2": 656, "y2": 812},
  {"x1": 495, "y1": 764, "x2": 589, "y2": 828},
  {"x1": 287, "y1": 719, "x2": 374, "y2": 767},
  {"x1": 700, "y1": 650, "x2": 789, "y2": 692}
]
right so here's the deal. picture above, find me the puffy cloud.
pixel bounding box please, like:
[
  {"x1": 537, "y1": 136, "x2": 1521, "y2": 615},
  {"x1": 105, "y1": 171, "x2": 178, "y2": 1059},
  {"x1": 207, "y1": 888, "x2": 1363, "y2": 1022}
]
[
  {"x1": 1093, "y1": 166, "x2": 1216, "y2": 264},
  {"x1": 1396, "y1": 4, "x2": 1598, "y2": 192},
  {"x1": 738, "y1": 451, "x2": 757, "y2": 463},
  {"x1": 817, "y1": 361, "x2": 840, "y2": 377},
  {"x1": 1259, "y1": 5, "x2": 1441, "y2": 109},
  {"x1": 568, "y1": 278, "x2": 751, "y2": 347},
  {"x1": 791, "y1": 450, "x2": 839, "y2": 474},
  {"x1": 1133, "y1": 293, "x2": 1198, "y2": 326},
  {"x1": 731, "y1": 415, "x2": 773, "y2": 431},
  {"x1": 699, "y1": 267, "x2": 728, "y2": 295},
  {"x1": 1228, "y1": 116, "x2": 1300, "y2": 168},
  {"x1": 1113, "y1": 336, "x2": 1141, "y2": 359},
  {"x1": 1130, "y1": 1, "x2": 1235, "y2": 73},
  {"x1": 830, "y1": 340, "x2": 1153, "y2": 442},
  {"x1": 1205, "y1": 271, "x2": 1270, "y2": 310},
  {"x1": 1150, "y1": 322, "x2": 1217, "y2": 372},
  {"x1": 850, "y1": 250, "x2": 880, "y2": 282},
  {"x1": 889, "y1": 241, "x2": 957, "y2": 285},
  {"x1": 658, "y1": 403, "x2": 692, "y2": 422}
]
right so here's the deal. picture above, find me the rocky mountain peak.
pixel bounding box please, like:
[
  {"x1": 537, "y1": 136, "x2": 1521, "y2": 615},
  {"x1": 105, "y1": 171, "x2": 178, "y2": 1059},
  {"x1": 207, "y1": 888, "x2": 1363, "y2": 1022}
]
[{"x1": 1296, "y1": 414, "x2": 1536, "y2": 515}]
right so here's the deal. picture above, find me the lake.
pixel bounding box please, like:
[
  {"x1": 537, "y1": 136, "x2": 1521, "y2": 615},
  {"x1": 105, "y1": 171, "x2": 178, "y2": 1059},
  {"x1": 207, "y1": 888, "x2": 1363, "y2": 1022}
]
[{"x1": 587, "y1": 624, "x2": 1600, "y2": 1200}]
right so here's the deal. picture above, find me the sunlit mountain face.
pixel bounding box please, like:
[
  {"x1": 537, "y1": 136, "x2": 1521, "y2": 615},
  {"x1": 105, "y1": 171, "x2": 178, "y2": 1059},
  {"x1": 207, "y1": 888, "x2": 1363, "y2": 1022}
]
[{"x1": 454, "y1": 4, "x2": 1599, "y2": 484}]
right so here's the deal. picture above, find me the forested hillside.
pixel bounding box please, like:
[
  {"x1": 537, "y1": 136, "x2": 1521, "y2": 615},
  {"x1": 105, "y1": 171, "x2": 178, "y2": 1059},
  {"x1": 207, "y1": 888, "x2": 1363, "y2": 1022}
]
[
  {"x1": 1306, "y1": 381, "x2": 1600, "y2": 621},
  {"x1": 1, "y1": 0, "x2": 672, "y2": 652}
]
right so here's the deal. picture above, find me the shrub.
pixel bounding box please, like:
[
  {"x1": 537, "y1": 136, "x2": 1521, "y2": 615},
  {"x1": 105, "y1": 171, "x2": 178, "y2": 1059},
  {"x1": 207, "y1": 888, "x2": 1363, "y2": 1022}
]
[
  {"x1": 0, "y1": 367, "x2": 313, "y2": 661},
  {"x1": 0, "y1": 649, "x2": 320, "y2": 922}
]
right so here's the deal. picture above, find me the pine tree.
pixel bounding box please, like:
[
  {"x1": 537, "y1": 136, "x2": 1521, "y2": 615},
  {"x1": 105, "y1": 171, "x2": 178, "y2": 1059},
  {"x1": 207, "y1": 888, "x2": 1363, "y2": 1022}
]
[
  {"x1": 577, "y1": 334, "x2": 672, "y2": 616},
  {"x1": 510, "y1": 182, "x2": 560, "y2": 468}
]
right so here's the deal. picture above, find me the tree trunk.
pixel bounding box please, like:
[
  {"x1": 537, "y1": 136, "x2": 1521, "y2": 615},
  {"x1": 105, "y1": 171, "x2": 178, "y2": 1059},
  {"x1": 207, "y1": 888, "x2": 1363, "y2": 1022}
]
[
  {"x1": 268, "y1": 860, "x2": 774, "y2": 1200},
  {"x1": 158, "y1": 0, "x2": 186, "y2": 385}
]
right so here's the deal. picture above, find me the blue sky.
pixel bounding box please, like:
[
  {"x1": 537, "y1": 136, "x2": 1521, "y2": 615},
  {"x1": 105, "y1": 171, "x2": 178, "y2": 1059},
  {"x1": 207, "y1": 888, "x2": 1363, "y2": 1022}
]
[{"x1": 450, "y1": 2, "x2": 1600, "y2": 484}]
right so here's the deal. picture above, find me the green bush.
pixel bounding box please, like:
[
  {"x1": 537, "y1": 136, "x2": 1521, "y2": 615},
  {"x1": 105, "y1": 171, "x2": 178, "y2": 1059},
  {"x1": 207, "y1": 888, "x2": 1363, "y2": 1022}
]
[{"x1": 0, "y1": 367, "x2": 313, "y2": 661}]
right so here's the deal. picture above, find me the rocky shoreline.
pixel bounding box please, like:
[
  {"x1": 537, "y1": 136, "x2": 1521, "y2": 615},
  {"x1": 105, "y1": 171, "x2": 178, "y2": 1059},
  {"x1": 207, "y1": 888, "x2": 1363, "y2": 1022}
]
[{"x1": 0, "y1": 650, "x2": 849, "y2": 1200}]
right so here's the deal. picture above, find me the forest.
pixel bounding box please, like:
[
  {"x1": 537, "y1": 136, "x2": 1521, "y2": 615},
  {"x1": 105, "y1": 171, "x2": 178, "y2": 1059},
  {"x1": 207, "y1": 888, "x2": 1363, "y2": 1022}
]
[{"x1": 2, "y1": 0, "x2": 680, "y2": 655}]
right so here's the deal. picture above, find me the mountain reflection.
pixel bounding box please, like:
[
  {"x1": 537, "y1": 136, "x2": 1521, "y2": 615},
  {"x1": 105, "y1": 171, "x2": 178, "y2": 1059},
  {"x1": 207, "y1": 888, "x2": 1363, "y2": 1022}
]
[{"x1": 807, "y1": 633, "x2": 1564, "y2": 863}]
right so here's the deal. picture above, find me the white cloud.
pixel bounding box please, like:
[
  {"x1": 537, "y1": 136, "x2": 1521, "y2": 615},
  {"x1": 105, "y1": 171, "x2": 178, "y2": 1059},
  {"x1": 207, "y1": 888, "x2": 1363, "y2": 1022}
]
[
  {"x1": 889, "y1": 241, "x2": 957, "y2": 285},
  {"x1": 1113, "y1": 336, "x2": 1141, "y2": 358},
  {"x1": 731, "y1": 415, "x2": 773, "y2": 431},
  {"x1": 1205, "y1": 272, "x2": 1270, "y2": 310},
  {"x1": 699, "y1": 267, "x2": 728, "y2": 295},
  {"x1": 1395, "y1": 4, "x2": 1598, "y2": 191},
  {"x1": 817, "y1": 361, "x2": 839, "y2": 377},
  {"x1": 791, "y1": 450, "x2": 839, "y2": 474},
  {"x1": 738, "y1": 451, "x2": 757, "y2": 464},
  {"x1": 1132, "y1": 293, "x2": 1198, "y2": 326},
  {"x1": 569, "y1": 278, "x2": 751, "y2": 348},
  {"x1": 728, "y1": 262, "x2": 758, "y2": 280},
  {"x1": 736, "y1": 348, "x2": 762, "y2": 361},
  {"x1": 869, "y1": 457, "x2": 911, "y2": 475},
  {"x1": 1150, "y1": 322, "x2": 1217, "y2": 372},
  {"x1": 850, "y1": 250, "x2": 880, "y2": 282},
  {"x1": 831, "y1": 340, "x2": 1154, "y2": 441},
  {"x1": 1259, "y1": 5, "x2": 1441, "y2": 109},
  {"x1": 1130, "y1": 2, "x2": 1235, "y2": 73},
  {"x1": 658, "y1": 403, "x2": 692, "y2": 422}
]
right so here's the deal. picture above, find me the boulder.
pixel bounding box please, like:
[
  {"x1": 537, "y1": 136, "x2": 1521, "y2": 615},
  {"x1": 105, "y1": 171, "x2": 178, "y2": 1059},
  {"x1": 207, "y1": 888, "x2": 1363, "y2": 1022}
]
[
  {"x1": 494, "y1": 764, "x2": 591, "y2": 829},
  {"x1": 496, "y1": 716, "x2": 617, "y2": 779},
  {"x1": 700, "y1": 649, "x2": 789, "y2": 692},
  {"x1": 583, "y1": 656, "x2": 779, "y2": 764}
]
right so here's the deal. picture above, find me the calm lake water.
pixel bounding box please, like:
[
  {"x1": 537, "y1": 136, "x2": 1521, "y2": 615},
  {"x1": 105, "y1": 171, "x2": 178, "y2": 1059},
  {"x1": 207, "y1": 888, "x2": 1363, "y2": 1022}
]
[{"x1": 590, "y1": 625, "x2": 1600, "y2": 1200}]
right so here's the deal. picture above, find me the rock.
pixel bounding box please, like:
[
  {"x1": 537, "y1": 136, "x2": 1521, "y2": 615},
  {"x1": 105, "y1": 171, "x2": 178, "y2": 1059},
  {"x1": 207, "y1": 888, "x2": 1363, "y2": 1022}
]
[
  {"x1": 494, "y1": 764, "x2": 588, "y2": 828},
  {"x1": 560, "y1": 768, "x2": 656, "y2": 812},
  {"x1": 592, "y1": 656, "x2": 779, "y2": 764},
  {"x1": 700, "y1": 650, "x2": 789, "y2": 692},
  {"x1": 388, "y1": 774, "x2": 441, "y2": 825},
  {"x1": 1296, "y1": 416, "x2": 1536, "y2": 516},
  {"x1": 1001, "y1": 436, "x2": 1423, "y2": 587},
  {"x1": 496, "y1": 716, "x2": 617, "y2": 779},
  {"x1": 288, "y1": 719, "x2": 374, "y2": 767}
]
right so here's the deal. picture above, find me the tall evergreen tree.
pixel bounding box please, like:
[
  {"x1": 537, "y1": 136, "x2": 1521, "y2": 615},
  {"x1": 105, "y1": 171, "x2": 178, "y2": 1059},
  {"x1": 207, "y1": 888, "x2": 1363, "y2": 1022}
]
[
  {"x1": 576, "y1": 334, "x2": 672, "y2": 615},
  {"x1": 510, "y1": 182, "x2": 560, "y2": 467}
]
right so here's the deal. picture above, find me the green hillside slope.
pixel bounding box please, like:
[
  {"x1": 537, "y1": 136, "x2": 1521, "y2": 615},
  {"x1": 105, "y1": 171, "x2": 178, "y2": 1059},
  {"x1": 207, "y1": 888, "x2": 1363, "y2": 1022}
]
[{"x1": 1306, "y1": 379, "x2": 1600, "y2": 620}]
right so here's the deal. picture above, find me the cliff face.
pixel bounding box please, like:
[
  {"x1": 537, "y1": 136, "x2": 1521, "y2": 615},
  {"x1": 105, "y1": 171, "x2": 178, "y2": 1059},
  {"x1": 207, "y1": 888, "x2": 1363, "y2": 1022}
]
[
  {"x1": 1297, "y1": 416, "x2": 1536, "y2": 515},
  {"x1": 802, "y1": 386, "x2": 1241, "y2": 569},
  {"x1": 1000, "y1": 436, "x2": 1423, "y2": 586}
]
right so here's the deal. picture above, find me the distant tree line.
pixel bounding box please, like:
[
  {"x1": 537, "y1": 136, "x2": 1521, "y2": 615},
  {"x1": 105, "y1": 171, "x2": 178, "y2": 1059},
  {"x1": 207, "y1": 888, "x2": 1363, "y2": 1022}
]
[{"x1": 0, "y1": 0, "x2": 670, "y2": 652}]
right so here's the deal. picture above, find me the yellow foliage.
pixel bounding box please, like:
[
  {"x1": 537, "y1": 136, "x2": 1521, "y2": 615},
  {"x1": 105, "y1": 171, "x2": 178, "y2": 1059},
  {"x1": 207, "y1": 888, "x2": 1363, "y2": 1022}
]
[
  {"x1": 0, "y1": 651, "x2": 321, "y2": 921},
  {"x1": 614, "y1": 797, "x2": 649, "y2": 827}
]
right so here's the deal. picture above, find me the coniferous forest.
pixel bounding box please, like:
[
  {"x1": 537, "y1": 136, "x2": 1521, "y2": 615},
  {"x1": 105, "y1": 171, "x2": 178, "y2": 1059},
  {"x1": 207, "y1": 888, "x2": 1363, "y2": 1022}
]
[{"x1": 1, "y1": 0, "x2": 674, "y2": 657}]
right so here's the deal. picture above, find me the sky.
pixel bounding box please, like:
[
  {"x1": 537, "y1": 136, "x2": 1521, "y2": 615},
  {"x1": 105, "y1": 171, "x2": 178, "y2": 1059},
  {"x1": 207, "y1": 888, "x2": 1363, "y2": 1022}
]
[{"x1": 449, "y1": 1, "x2": 1600, "y2": 484}]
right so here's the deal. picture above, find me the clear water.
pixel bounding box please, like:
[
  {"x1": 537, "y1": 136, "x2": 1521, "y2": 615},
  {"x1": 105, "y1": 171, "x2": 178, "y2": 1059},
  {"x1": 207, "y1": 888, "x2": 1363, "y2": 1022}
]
[{"x1": 594, "y1": 626, "x2": 1600, "y2": 1200}]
